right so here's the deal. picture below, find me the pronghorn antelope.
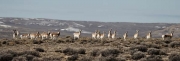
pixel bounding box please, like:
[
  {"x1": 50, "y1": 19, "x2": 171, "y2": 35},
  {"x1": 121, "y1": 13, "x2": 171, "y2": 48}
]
[
  {"x1": 134, "y1": 30, "x2": 139, "y2": 39},
  {"x1": 111, "y1": 30, "x2": 116, "y2": 39},
  {"x1": 146, "y1": 31, "x2": 152, "y2": 39},
  {"x1": 108, "y1": 29, "x2": 112, "y2": 39},
  {"x1": 92, "y1": 30, "x2": 98, "y2": 39},
  {"x1": 96, "y1": 30, "x2": 101, "y2": 39},
  {"x1": 20, "y1": 33, "x2": 30, "y2": 39},
  {"x1": 100, "y1": 31, "x2": 105, "y2": 40},
  {"x1": 50, "y1": 31, "x2": 60, "y2": 40},
  {"x1": 162, "y1": 31, "x2": 174, "y2": 40},
  {"x1": 41, "y1": 31, "x2": 51, "y2": 39},
  {"x1": 123, "y1": 31, "x2": 128, "y2": 40},
  {"x1": 12, "y1": 29, "x2": 19, "y2": 39},
  {"x1": 73, "y1": 30, "x2": 82, "y2": 39},
  {"x1": 30, "y1": 32, "x2": 40, "y2": 39}
]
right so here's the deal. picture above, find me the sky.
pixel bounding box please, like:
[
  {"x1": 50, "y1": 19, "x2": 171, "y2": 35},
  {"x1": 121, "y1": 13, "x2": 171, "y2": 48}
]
[{"x1": 0, "y1": 0, "x2": 180, "y2": 23}]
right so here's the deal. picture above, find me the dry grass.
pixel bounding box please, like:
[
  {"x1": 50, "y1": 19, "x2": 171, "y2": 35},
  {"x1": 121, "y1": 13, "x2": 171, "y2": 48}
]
[{"x1": 0, "y1": 37, "x2": 180, "y2": 61}]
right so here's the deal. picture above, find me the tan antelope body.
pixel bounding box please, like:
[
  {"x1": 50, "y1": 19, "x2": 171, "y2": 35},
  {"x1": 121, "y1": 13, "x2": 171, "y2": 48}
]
[
  {"x1": 123, "y1": 31, "x2": 128, "y2": 40},
  {"x1": 50, "y1": 31, "x2": 60, "y2": 39},
  {"x1": 108, "y1": 29, "x2": 112, "y2": 39},
  {"x1": 92, "y1": 30, "x2": 98, "y2": 39},
  {"x1": 111, "y1": 30, "x2": 116, "y2": 39},
  {"x1": 100, "y1": 31, "x2": 105, "y2": 40},
  {"x1": 20, "y1": 33, "x2": 30, "y2": 39},
  {"x1": 96, "y1": 30, "x2": 101, "y2": 39},
  {"x1": 162, "y1": 31, "x2": 174, "y2": 40},
  {"x1": 30, "y1": 32, "x2": 40, "y2": 39},
  {"x1": 73, "y1": 30, "x2": 82, "y2": 39},
  {"x1": 13, "y1": 29, "x2": 19, "y2": 39},
  {"x1": 146, "y1": 31, "x2": 152, "y2": 39},
  {"x1": 41, "y1": 31, "x2": 51, "y2": 39},
  {"x1": 134, "y1": 30, "x2": 139, "y2": 39}
]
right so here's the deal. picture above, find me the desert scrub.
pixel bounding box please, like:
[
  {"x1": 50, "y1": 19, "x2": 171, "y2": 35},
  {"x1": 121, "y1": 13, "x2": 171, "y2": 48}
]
[
  {"x1": 78, "y1": 48, "x2": 86, "y2": 54},
  {"x1": 63, "y1": 48, "x2": 78, "y2": 55},
  {"x1": 98, "y1": 56, "x2": 117, "y2": 61},
  {"x1": 147, "y1": 48, "x2": 166, "y2": 55},
  {"x1": 131, "y1": 51, "x2": 145, "y2": 60},
  {"x1": 169, "y1": 41, "x2": 180, "y2": 48},
  {"x1": 169, "y1": 52, "x2": 180, "y2": 61},
  {"x1": 140, "y1": 42, "x2": 161, "y2": 49},
  {"x1": 90, "y1": 49, "x2": 100, "y2": 57},
  {"x1": 79, "y1": 56, "x2": 93, "y2": 61},
  {"x1": 41, "y1": 57, "x2": 62, "y2": 61},
  {"x1": 140, "y1": 55, "x2": 163, "y2": 61},
  {"x1": 56, "y1": 38, "x2": 65, "y2": 43},
  {"x1": 100, "y1": 48, "x2": 121, "y2": 57},
  {"x1": 32, "y1": 40, "x2": 43, "y2": 44},
  {"x1": 55, "y1": 49, "x2": 63, "y2": 53},
  {"x1": 0, "y1": 50, "x2": 40, "y2": 61},
  {"x1": 67, "y1": 54, "x2": 78, "y2": 61},
  {"x1": 130, "y1": 45, "x2": 147, "y2": 52},
  {"x1": 0, "y1": 53, "x2": 14, "y2": 61},
  {"x1": 12, "y1": 56, "x2": 27, "y2": 61},
  {"x1": 34, "y1": 47, "x2": 45, "y2": 52}
]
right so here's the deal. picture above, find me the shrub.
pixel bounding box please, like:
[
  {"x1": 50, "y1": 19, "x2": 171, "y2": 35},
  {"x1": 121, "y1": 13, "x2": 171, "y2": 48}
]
[
  {"x1": 22, "y1": 51, "x2": 40, "y2": 57},
  {"x1": 0, "y1": 50, "x2": 40, "y2": 61},
  {"x1": 78, "y1": 48, "x2": 86, "y2": 54},
  {"x1": 146, "y1": 55, "x2": 163, "y2": 61},
  {"x1": 98, "y1": 56, "x2": 125, "y2": 61},
  {"x1": 0, "y1": 53, "x2": 14, "y2": 61},
  {"x1": 67, "y1": 54, "x2": 78, "y2": 61},
  {"x1": 169, "y1": 41, "x2": 180, "y2": 48},
  {"x1": 98, "y1": 56, "x2": 117, "y2": 61},
  {"x1": 35, "y1": 48, "x2": 45, "y2": 52},
  {"x1": 63, "y1": 48, "x2": 78, "y2": 55},
  {"x1": 65, "y1": 38, "x2": 74, "y2": 43},
  {"x1": 163, "y1": 40, "x2": 172, "y2": 44},
  {"x1": 169, "y1": 53, "x2": 180, "y2": 61},
  {"x1": 32, "y1": 57, "x2": 43, "y2": 61},
  {"x1": 130, "y1": 45, "x2": 147, "y2": 52},
  {"x1": 3, "y1": 50, "x2": 19, "y2": 57},
  {"x1": 130, "y1": 49, "x2": 138, "y2": 55},
  {"x1": 90, "y1": 49, "x2": 100, "y2": 57},
  {"x1": 56, "y1": 39, "x2": 65, "y2": 43},
  {"x1": 42, "y1": 57, "x2": 61, "y2": 61},
  {"x1": 2, "y1": 40, "x2": 7, "y2": 44},
  {"x1": 33, "y1": 40, "x2": 43, "y2": 44},
  {"x1": 79, "y1": 56, "x2": 93, "y2": 61},
  {"x1": 14, "y1": 40, "x2": 20, "y2": 44},
  {"x1": 12, "y1": 56, "x2": 27, "y2": 61},
  {"x1": 132, "y1": 51, "x2": 145, "y2": 60},
  {"x1": 148, "y1": 44, "x2": 160, "y2": 49},
  {"x1": 24, "y1": 55, "x2": 35, "y2": 61},
  {"x1": 116, "y1": 57, "x2": 126, "y2": 61},
  {"x1": 147, "y1": 48, "x2": 166, "y2": 55},
  {"x1": 101, "y1": 49, "x2": 120, "y2": 57},
  {"x1": 55, "y1": 50, "x2": 62, "y2": 53}
]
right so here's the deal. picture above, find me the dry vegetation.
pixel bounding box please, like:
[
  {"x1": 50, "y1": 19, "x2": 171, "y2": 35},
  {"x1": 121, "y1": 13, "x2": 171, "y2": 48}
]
[{"x1": 0, "y1": 37, "x2": 180, "y2": 61}]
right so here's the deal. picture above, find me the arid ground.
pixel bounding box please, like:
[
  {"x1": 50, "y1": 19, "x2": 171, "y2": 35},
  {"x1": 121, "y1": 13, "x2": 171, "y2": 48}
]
[{"x1": 0, "y1": 37, "x2": 180, "y2": 61}]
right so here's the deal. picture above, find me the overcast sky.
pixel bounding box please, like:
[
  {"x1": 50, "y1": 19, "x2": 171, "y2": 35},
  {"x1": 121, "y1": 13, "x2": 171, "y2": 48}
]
[{"x1": 0, "y1": 0, "x2": 180, "y2": 23}]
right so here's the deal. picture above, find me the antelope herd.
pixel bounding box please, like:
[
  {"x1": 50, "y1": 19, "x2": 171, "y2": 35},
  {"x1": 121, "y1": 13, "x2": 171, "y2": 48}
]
[{"x1": 12, "y1": 29, "x2": 174, "y2": 40}]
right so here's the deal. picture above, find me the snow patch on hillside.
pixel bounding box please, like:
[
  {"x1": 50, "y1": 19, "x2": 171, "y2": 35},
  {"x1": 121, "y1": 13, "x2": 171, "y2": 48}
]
[
  {"x1": 73, "y1": 22, "x2": 85, "y2": 27},
  {"x1": 98, "y1": 25, "x2": 104, "y2": 27},
  {"x1": 0, "y1": 25, "x2": 11, "y2": 28},
  {"x1": 61, "y1": 27, "x2": 91, "y2": 34}
]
